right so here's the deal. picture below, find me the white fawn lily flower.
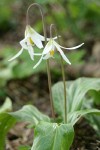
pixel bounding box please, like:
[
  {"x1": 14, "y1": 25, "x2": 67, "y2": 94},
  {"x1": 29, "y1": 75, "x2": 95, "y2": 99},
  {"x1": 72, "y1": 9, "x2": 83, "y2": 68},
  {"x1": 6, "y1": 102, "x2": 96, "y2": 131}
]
[
  {"x1": 33, "y1": 38, "x2": 84, "y2": 69},
  {"x1": 8, "y1": 25, "x2": 46, "y2": 61},
  {"x1": 8, "y1": 25, "x2": 58, "y2": 61}
]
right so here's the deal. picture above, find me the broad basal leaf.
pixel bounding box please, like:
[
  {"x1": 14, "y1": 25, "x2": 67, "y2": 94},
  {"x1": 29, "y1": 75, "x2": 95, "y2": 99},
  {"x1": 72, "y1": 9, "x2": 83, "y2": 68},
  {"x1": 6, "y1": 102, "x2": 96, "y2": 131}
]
[
  {"x1": 52, "y1": 78, "x2": 100, "y2": 120},
  {"x1": 31, "y1": 122, "x2": 74, "y2": 150},
  {"x1": 0, "y1": 113, "x2": 16, "y2": 150},
  {"x1": 52, "y1": 82, "x2": 65, "y2": 120},
  {"x1": 88, "y1": 90, "x2": 100, "y2": 105},
  {"x1": 83, "y1": 95, "x2": 100, "y2": 136},
  {"x1": 67, "y1": 78, "x2": 100, "y2": 112},
  {"x1": 68, "y1": 109, "x2": 100, "y2": 125},
  {"x1": 85, "y1": 114, "x2": 100, "y2": 136},
  {"x1": 9, "y1": 105, "x2": 50, "y2": 126}
]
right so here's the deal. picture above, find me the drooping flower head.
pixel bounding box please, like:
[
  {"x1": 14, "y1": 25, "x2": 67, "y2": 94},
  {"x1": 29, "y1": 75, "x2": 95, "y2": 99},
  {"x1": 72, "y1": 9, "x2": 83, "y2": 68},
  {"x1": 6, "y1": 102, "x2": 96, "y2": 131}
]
[
  {"x1": 33, "y1": 38, "x2": 84, "y2": 69},
  {"x1": 8, "y1": 25, "x2": 46, "y2": 61},
  {"x1": 24, "y1": 25, "x2": 46, "y2": 49}
]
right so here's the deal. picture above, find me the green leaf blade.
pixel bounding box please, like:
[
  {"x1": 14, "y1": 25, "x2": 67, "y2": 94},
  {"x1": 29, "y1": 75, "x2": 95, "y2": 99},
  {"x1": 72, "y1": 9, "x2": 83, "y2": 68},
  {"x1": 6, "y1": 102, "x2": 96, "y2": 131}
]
[
  {"x1": 31, "y1": 122, "x2": 74, "y2": 150},
  {"x1": 68, "y1": 109, "x2": 100, "y2": 125},
  {"x1": 9, "y1": 105, "x2": 50, "y2": 126},
  {"x1": 0, "y1": 113, "x2": 16, "y2": 150},
  {"x1": 68, "y1": 78, "x2": 100, "y2": 112},
  {"x1": 52, "y1": 77, "x2": 100, "y2": 123}
]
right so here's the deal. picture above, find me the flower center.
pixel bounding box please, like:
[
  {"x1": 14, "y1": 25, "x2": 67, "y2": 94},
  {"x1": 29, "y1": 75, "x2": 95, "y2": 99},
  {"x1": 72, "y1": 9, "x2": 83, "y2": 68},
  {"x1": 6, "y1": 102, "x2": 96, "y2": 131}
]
[
  {"x1": 29, "y1": 37, "x2": 34, "y2": 45},
  {"x1": 50, "y1": 50, "x2": 54, "y2": 56}
]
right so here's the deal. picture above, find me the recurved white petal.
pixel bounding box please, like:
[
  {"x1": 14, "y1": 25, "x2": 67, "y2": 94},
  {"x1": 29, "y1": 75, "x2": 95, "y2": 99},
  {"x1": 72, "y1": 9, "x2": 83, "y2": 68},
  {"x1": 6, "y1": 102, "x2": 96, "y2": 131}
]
[
  {"x1": 20, "y1": 38, "x2": 28, "y2": 50},
  {"x1": 48, "y1": 35, "x2": 61, "y2": 41},
  {"x1": 33, "y1": 56, "x2": 43, "y2": 69},
  {"x1": 54, "y1": 42, "x2": 71, "y2": 65},
  {"x1": 54, "y1": 41, "x2": 84, "y2": 50},
  {"x1": 8, "y1": 48, "x2": 24, "y2": 61},
  {"x1": 28, "y1": 27, "x2": 48, "y2": 41},
  {"x1": 42, "y1": 40, "x2": 53, "y2": 55},
  {"x1": 34, "y1": 31, "x2": 45, "y2": 41},
  {"x1": 34, "y1": 53, "x2": 42, "y2": 56},
  {"x1": 31, "y1": 27, "x2": 59, "y2": 41},
  {"x1": 27, "y1": 45, "x2": 34, "y2": 60},
  {"x1": 43, "y1": 53, "x2": 51, "y2": 59},
  {"x1": 38, "y1": 35, "x2": 58, "y2": 41},
  {"x1": 31, "y1": 33, "x2": 43, "y2": 49}
]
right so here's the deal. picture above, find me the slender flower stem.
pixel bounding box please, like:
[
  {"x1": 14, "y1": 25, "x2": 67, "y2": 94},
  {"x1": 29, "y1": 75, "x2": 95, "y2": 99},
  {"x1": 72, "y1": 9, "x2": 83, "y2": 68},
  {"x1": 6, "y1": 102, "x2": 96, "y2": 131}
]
[
  {"x1": 50, "y1": 24, "x2": 67, "y2": 123},
  {"x1": 26, "y1": 3, "x2": 55, "y2": 118},
  {"x1": 60, "y1": 56, "x2": 67, "y2": 123},
  {"x1": 46, "y1": 60, "x2": 55, "y2": 118},
  {"x1": 26, "y1": 3, "x2": 46, "y2": 35}
]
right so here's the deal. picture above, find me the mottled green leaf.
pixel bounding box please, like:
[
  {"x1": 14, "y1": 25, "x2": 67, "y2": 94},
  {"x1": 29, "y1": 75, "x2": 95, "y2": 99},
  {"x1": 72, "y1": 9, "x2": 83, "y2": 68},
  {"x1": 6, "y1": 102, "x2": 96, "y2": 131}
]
[
  {"x1": 10, "y1": 105, "x2": 50, "y2": 126},
  {"x1": 52, "y1": 77, "x2": 100, "y2": 121},
  {"x1": 31, "y1": 122, "x2": 74, "y2": 150},
  {"x1": 68, "y1": 109, "x2": 100, "y2": 125},
  {"x1": 0, "y1": 113, "x2": 16, "y2": 150}
]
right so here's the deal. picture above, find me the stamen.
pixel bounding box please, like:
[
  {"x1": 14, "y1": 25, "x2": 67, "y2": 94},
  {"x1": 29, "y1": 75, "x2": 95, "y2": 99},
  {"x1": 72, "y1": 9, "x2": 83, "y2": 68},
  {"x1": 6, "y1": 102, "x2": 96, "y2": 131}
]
[
  {"x1": 50, "y1": 50, "x2": 54, "y2": 56},
  {"x1": 29, "y1": 37, "x2": 34, "y2": 45}
]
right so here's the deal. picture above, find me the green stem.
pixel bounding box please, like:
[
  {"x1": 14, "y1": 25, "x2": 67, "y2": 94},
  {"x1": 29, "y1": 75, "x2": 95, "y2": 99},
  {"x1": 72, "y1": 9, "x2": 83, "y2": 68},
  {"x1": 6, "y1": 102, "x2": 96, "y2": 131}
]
[
  {"x1": 26, "y1": 3, "x2": 55, "y2": 119},
  {"x1": 50, "y1": 24, "x2": 67, "y2": 123},
  {"x1": 46, "y1": 60, "x2": 55, "y2": 119},
  {"x1": 60, "y1": 56, "x2": 67, "y2": 123}
]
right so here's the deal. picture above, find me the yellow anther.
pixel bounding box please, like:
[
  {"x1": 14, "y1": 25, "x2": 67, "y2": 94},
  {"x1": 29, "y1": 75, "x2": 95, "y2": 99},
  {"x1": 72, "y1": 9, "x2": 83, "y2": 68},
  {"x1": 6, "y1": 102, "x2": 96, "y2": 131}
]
[
  {"x1": 50, "y1": 50, "x2": 54, "y2": 56},
  {"x1": 29, "y1": 37, "x2": 34, "y2": 45}
]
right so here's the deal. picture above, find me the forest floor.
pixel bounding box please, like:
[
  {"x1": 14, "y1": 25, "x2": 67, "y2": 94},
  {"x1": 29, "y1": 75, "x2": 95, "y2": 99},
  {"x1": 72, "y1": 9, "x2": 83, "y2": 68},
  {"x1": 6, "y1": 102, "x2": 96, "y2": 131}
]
[{"x1": 4, "y1": 73, "x2": 100, "y2": 150}]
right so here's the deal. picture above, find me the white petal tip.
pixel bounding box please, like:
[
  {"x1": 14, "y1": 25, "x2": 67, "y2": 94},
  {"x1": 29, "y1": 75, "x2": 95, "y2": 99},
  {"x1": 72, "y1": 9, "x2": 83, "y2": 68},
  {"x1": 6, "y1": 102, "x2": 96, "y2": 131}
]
[
  {"x1": 8, "y1": 58, "x2": 13, "y2": 61},
  {"x1": 81, "y1": 43, "x2": 84, "y2": 45},
  {"x1": 58, "y1": 35, "x2": 61, "y2": 38},
  {"x1": 67, "y1": 62, "x2": 71, "y2": 65},
  {"x1": 33, "y1": 66, "x2": 36, "y2": 69},
  {"x1": 41, "y1": 45, "x2": 44, "y2": 48},
  {"x1": 59, "y1": 42, "x2": 85, "y2": 50},
  {"x1": 31, "y1": 57, "x2": 34, "y2": 60}
]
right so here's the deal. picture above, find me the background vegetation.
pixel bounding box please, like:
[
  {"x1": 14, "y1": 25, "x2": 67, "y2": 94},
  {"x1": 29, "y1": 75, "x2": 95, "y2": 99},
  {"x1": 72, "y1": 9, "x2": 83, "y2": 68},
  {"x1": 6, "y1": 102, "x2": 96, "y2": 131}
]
[{"x1": 0, "y1": 0, "x2": 100, "y2": 149}]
